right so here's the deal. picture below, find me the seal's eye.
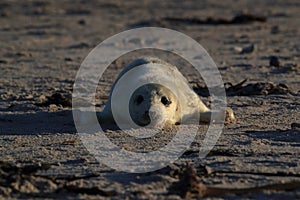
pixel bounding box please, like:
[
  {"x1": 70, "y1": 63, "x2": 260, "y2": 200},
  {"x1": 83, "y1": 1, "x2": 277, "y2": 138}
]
[
  {"x1": 161, "y1": 96, "x2": 171, "y2": 106},
  {"x1": 134, "y1": 95, "x2": 144, "y2": 105}
]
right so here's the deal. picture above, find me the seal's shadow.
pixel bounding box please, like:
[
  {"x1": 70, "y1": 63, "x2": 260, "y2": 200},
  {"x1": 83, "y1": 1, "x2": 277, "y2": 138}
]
[{"x1": 0, "y1": 110, "x2": 76, "y2": 135}]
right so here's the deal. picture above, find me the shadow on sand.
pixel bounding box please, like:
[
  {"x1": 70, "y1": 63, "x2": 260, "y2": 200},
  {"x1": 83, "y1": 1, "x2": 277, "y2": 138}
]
[{"x1": 0, "y1": 110, "x2": 77, "y2": 135}]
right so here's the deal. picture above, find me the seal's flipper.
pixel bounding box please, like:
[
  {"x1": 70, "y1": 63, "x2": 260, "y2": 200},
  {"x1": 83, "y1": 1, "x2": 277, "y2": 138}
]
[{"x1": 198, "y1": 107, "x2": 235, "y2": 124}]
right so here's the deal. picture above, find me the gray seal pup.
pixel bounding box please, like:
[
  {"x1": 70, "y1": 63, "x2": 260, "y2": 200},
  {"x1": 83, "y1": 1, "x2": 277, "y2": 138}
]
[{"x1": 98, "y1": 57, "x2": 235, "y2": 128}]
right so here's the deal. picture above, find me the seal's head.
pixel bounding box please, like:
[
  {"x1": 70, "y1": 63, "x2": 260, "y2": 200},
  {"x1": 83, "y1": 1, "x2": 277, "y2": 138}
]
[{"x1": 129, "y1": 83, "x2": 181, "y2": 128}]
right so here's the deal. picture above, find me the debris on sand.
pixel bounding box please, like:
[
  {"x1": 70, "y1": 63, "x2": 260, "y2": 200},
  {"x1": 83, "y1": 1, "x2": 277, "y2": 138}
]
[
  {"x1": 163, "y1": 14, "x2": 266, "y2": 25},
  {"x1": 0, "y1": 161, "x2": 51, "y2": 178},
  {"x1": 131, "y1": 13, "x2": 267, "y2": 28},
  {"x1": 0, "y1": 161, "x2": 52, "y2": 196},
  {"x1": 35, "y1": 92, "x2": 72, "y2": 108},
  {"x1": 0, "y1": 161, "x2": 117, "y2": 198},
  {"x1": 192, "y1": 79, "x2": 295, "y2": 97},
  {"x1": 66, "y1": 42, "x2": 89, "y2": 49},
  {"x1": 225, "y1": 79, "x2": 295, "y2": 96},
  {"x1": 168, "y1": 163, "x2": 207, "y2": 198},
  {"x1": 168, "y1": 163, "x2": 300, "y2": 198},
  {"x1": 58, "y1": 185, "x2": 117, "y2": 197}
]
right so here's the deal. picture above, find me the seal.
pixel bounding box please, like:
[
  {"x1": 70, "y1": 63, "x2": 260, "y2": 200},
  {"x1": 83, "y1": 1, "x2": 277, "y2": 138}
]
[{"x1": 98, "y1": 57, "x2": 235, "y2": 127}]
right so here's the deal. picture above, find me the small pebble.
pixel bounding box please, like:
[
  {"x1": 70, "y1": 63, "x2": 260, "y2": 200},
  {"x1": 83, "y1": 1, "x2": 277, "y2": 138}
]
[
  {"x1": 241, "y1": 44, "x2": 254, "y2": 54},
  {"x1": 49, "y1": 104, "x2": 58, "y2": 112},
  {"x1": 24, "y1": 94, "x2": 34, "y2": 100},
  {"x1": 78, "y1": 19, "x2": 86, "y2": 25},
  {"x1": 271, "y1": 25, "x2": 280, "y2": 34},
  {"x1": 233, "y1": 44, "x2": 255, "y2": 54},
  {"x1": 269, "y1": 56, "x2": 281, "y2": 67},
  {"x1": 233, "y1": 46, "x2": 243, "y2": 53},
  {"x1": 36, "y1": 95, "x2": 47, "y2": 105},
  {"x1": 291, "y1": 123, "x2": 300, "y2": 130},
  {"x1": 64, "y1": 57, "x2": 73, "y2": 61}
]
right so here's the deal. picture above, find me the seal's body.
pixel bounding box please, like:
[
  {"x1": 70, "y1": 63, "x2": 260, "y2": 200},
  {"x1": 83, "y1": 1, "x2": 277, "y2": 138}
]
[{"x1": 99, "y1": 57, "x2": 235, "y2": 127}]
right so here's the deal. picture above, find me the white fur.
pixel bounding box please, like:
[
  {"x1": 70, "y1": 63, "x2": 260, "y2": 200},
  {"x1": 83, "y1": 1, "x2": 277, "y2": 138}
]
[{"x1": 99, "y1": 57, "x2": 233, "y2": 127}]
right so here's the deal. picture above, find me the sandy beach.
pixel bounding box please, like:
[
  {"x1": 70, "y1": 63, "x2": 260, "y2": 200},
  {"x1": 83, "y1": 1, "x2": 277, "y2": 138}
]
[{"x1": 0, "y1": 0, "x2": 299, "y2": 199}]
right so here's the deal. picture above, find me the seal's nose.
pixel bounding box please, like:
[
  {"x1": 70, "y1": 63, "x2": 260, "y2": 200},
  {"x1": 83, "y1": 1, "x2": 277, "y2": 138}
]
[{"x1": 138, "y1": 111, "x2": 150, "y2": 126}]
